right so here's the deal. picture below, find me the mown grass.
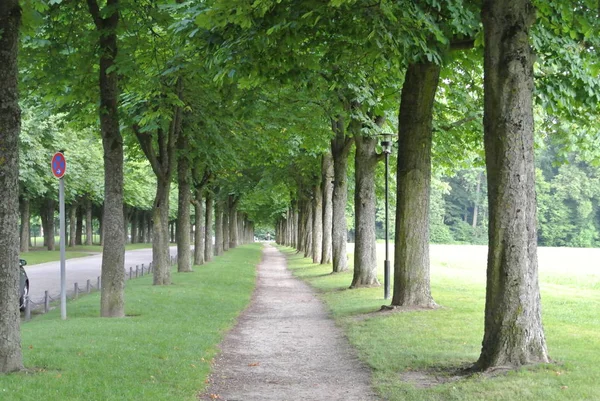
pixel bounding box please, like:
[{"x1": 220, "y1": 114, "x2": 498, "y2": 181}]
[
  {"x1": 0, "y1": 243, "x2": 262, "y2": 401},
  {"x1": 281, "y1": 245, "x2": 600, "y2": 401},
  {"x1": 21, "y1": 243, "x2": 154, "y2": 265}
]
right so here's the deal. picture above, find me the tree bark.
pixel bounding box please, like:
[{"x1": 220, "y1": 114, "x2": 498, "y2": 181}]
[
  {"x1": 215, "y1": 201, "x2": 224, "y2": 256},
  {"x1": 392, "y1": 62, "x2": 440, "y2": 308},
  {"x1": 139, "y1": 210, "x2": 146, "y2": 243},
  {"x1": 177, "y1": 138, "x2": 192, "y2": 272},
  {"x1": 321, "y1": 153, "x2": 334, "y2": 264},
  {"x1": 152, "y1": 180, "x2": 172, "y2": 284},
  {"x1": 297, "y1": 199, "x2": 305, "y2": 253},
  {"x1": 44, "y1": 199, "x2": 56, "y2": 251},
  {"x1": 228, "y1": 195, "x2": 238, "y2": 249},
  {"x1": 69, "y1": 203, "x2": 77, "y2": 247},
  {"x1": 204, "y1": 191, "x2": 214, "y2": 262},
  {"x1": 303, "y1": 199, "x2": 313, "y2": 258},
  {"x1": 312, "y1": 184, "x2": 323, "y2": 264},
  {"x1": 75, "y1": 205, "x2": 83, "y2": 245},
  {"x1": 331, "y1": 117, "x2": 353, "y2": 272},
  {"x1": 193, "y1": 193, "x2": 204, "y2": 265},
  {"x1": 0, "y1": 0, "x2": 23, "y2": 372},
  {"x1": 85, "y1": 198, "x2": 93, "y2": 245},
  {"x1": 19, "y1": 198, "x2": 30, "y2": 253},
  {"x1": 223, "y1": 205, "x2": 230, "y2": 252},
  {"x1": 130, "y1": 209, "x2": 138, "y2": 244},
  {"x1": 351, "y1": 133, "x2": 381, "y2": 288},
  {"x1": 87, "y1": 0, "x2": 125, "y2": 317},
  {"x1": 477, "y1": 0, "x2": 549, "y2": 370}
]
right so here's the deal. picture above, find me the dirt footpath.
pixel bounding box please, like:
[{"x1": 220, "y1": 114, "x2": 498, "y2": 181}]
[{"x1": 201, "y1": 244, "x2": 380, "y2": 401}]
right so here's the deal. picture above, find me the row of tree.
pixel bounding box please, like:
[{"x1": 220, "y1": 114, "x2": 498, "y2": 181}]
[{"x1": 2, "y1": 0, "x2": 599, "y2": 377}]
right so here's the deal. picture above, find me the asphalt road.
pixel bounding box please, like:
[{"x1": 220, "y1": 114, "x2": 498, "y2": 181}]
[{"x1": 23, "y1": 246, "x2": 177, "y2": 304}]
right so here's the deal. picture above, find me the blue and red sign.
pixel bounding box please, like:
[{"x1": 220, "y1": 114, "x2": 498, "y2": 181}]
[{"x1": 51, "y1": 152, "x2": 66, "y2": 179}]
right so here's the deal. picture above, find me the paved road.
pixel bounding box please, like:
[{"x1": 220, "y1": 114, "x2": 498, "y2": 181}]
[{"x1": 23, "y1": 247, "x2": 177, "y2": 304}]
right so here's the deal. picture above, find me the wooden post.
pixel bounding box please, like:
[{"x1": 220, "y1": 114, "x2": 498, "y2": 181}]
[
  {"x1": 129, "y1": 266, "x2": 133, "y2": 280},
  {"x1": 135, "y1": 265, "x2": 139, "y2": 278},
  {"x1": 141, "y1": 263, "x2": 145, "y2": 275},
  {"x1": 97, "y1": 276, "x2": 101, "y2": 290},
  {"x1": 44, "y1": 290, "x2": 50, "y2": 313},
  {"x1": 86, "y1": 279, "x2": 91, "y2": 293},
  {"x1": 74, "y1": 283, "x2": 79, "y2": 299},
  {"x1": 25, "y1": 297, "x2": 31, "y2": 321}
]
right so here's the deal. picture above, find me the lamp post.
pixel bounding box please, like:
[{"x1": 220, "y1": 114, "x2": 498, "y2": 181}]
[{"x1": 381, "y1": 133, "x2": 392, "y2": 300}]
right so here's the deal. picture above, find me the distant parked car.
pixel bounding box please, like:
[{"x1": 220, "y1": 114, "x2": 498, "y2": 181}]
[{"x1": 19, "y1": 259, "x2": 29, "y2": 311}]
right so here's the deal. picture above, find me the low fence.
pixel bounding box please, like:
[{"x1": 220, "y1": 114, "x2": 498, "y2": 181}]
[{"x1": 23, "y1": 256, "x2": 177, "y2": 321}]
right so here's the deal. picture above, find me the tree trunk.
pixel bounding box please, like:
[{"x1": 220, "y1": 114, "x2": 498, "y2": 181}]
[
  {"x1": 69, "y1": 204, "x2": 77, "y2": 247},
  {"x1": 392, "y1": 62, "x2": 440, "y2": 308},
  {"x1": 85, "y1": 198, "x2": 93, "y2": 245},
  {"x1": 138, "y1": 210, "x2": 145, "y2": 243},
  {"x1": 297, "y1": 199, "x2": 305, "y2": 253},
  {"x1": 303, "y1": 199, "x2": 313, "y2": 258},
  {"x1": 19, "y1": 198, "x2": 30, "y2": 253},
  {"x1": 75, "y1": 206, "x2": 83, "y2": 245},
  {"x1": 215, "y1": 201, "x2": 224, "y2": 256},
  {"x1": 321, "y1": 153, "x2": 334, "y2": 264},
  {"x1": 130, "y1": 209, "x2": 138, "y2": 244},
  {"x1": 291, "y1": 203, "x2": 298, "y2": 249},
  {"x1": 205, "y1": 192, "x2": 214, "y2": 262},
  {"x1": 312, "y1": 184, "x2": 323, "y2": 264},
  {"x1": 123, "y1": 205, "x2": 131, "y2": 244},
  {"x1": 331, "y1": 117, "x2": 353, "y2": 273},
  {"x1": 193, "y1": 194, "x2": 205, "y2": 265},
  {"x1": 152, "y1": 179, "x2": 172, "y2": 285},
  {"x1": 477, "y1": 0, "x2": 549, "y2": 370},
  {"x1": 87, "y1": 0, "x2": 125, "y2": 317},
  {"x1": 351, "y1": 134, "x2": 380, "y2": 288},
  {"x1": 223, "y1": 205, "x2": 230, "y2": 252},
  {"x1": 228, "y1": 196, "x2": 238, "y2": 249},
  {"x1": 45, "y1": 199, "x2": 56, "y2": 251},
  {"x1": 177, "y1": 137, "x2": 192, "y2": 272},
  {"x1": 146, "y1": 211, "x2": 152, "y2": 243},
  {"x1": 0, "y1": 0, "x2": 23, "y2": 372}
]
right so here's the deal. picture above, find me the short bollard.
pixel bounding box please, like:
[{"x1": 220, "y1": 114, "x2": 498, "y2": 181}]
[
  {"x1": 135, "y1": 265, "x2": 139, "y2": 278},
  {"x1": 44, "y1": 290, "x2": 50, "y2": 313},
  {"x1": 74, "y1": 283, "x2": 79, "y2": 299},
  {"x1": 129, "y1": 267, "x2": 133, "y2": 280},
  {"x1": 141, "y1": 264, "x2": 145, "y2": 275},
  {"x1": 97, "y1": 276, "x2": 101, "y2": 290},
  {"x1": 86, "y1": 279, "x2": 91, "y2": 293},
  {"x1": 25, "y1": 297, "x2": 31, "y2": 321}
]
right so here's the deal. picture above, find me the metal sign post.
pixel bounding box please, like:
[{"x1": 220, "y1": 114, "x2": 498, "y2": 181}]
[{"x1": 52, "y1": 152, "x2": 67, "y2": 320}]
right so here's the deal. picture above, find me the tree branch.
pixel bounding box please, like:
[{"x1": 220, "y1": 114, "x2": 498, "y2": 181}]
[
  {"x1": 133, "y1": 124, "x2": 161, "y2": 178},
  {"x1": 86, "y1": 0, "x2": 103, "y2": 28}
]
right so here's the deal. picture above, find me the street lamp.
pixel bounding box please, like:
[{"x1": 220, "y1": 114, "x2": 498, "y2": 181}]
[{"x1": 381, "y1": 133, "x2": 393, "y2": 300}]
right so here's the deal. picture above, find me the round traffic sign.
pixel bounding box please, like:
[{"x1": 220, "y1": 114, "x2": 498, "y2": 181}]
[{"x1": 51, "y1": 152, "x2": 66, "y2": 178}]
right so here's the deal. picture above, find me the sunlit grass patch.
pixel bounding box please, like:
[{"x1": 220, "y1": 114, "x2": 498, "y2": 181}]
[{"x1": 281, "y1": 244, "x2": 600, "y2": 401}]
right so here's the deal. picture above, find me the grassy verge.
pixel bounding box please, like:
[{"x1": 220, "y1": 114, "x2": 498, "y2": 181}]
[
  {"x1": 280, "y1": 245, "x2": 600, "y2": 401},
  {"x1": 21, "y1": 243, "x2": 154, "y2": 265},
  {"x1": 1, "y1": 243, "x2": 262, "y2": 401}
]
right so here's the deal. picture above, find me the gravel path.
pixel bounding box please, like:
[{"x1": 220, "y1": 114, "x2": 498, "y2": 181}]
[{"x1": 201, "y1": 244, "x2": 380, "y2": 401}]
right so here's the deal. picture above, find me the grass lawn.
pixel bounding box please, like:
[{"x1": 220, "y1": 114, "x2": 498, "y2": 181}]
[
  {"x1": 0, "y1": 243, "x2": 262, "y2": 401},
  {"x1": 21, "y1": 243, "x2": 154, "y2": 265},
  {"x1": 281, "y1": 243, "x2": 600, "y2": 401}
]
